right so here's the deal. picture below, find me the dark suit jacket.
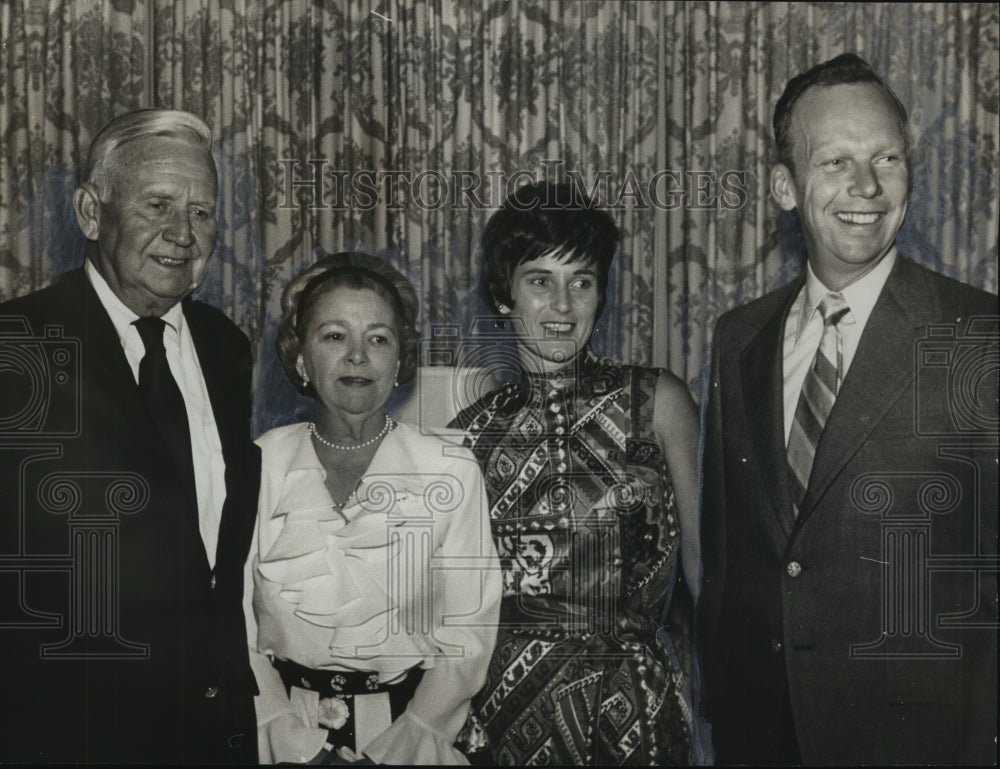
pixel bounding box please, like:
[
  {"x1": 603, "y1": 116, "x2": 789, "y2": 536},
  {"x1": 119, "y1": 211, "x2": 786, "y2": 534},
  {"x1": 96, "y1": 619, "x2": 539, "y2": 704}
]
[
  {"x1": 699, "y1": 256, "x2": 999, "y2": 765},
  {"x1": 0, "y1": 268, "x2": 261, "y2": 763}
]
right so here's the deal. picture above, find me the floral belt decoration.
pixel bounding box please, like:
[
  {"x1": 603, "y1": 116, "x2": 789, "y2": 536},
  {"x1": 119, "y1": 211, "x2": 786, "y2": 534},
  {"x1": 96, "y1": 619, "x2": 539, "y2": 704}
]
[{"x1": 296, "y1": 670, "x2": 383, "y2": 730}]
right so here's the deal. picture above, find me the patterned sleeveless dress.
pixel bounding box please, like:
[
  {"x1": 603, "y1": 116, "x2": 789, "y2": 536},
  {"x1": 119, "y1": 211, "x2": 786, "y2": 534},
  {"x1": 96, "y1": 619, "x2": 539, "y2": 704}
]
[{"x1": 451, "y1": 349, "x2": 693, "y2": 765}]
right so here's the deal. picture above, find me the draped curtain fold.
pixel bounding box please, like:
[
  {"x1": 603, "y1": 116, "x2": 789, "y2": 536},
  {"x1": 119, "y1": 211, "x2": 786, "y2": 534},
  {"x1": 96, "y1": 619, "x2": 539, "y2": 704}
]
[{"x1": 1, "y1": 1, "x2": 997, "y2": 434}]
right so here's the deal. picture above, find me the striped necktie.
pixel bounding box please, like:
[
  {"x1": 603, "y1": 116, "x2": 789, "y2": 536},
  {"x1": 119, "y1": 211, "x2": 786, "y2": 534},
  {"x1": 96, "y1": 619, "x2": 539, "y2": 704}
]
[{"x1": 787, "y1": 291, "x2": 851, "y2": 514}]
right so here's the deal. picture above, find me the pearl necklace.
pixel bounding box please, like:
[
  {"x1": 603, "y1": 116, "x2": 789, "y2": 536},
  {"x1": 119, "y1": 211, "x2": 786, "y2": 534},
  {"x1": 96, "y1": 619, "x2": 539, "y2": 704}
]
[{"x1": 309, "y1": 414, "x2": 395, "y2": 451}]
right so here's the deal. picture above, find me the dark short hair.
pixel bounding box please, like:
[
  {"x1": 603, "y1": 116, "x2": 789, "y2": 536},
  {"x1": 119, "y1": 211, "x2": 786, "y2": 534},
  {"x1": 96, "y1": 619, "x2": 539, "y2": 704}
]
[
  {"x1": 481, "y1": 181, "x2": 620, "y2": 318},
  {"x1": 276, "y1": 251, "x2": 420, "y2": 394},
  {"x1": 773, "y1": 53, "x2": 909, "y2": 170}
]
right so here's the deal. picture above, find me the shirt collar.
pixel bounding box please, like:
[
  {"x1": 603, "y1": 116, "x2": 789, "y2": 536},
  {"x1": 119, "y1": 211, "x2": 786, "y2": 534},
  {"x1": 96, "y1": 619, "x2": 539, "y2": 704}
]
[
  {"x1": 85, "y1": 259, "x2": 186, "y2": 340},
  {"x1": 796, "y1": 247, "x2": 897, "y2": 343}
]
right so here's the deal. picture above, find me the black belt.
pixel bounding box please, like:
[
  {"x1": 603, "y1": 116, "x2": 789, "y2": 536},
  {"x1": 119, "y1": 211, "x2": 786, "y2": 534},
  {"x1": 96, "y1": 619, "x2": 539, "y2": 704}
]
[
  {"x1": 272, "y1": 658, "x2": 424, "y2": 756},
  {"x1": 272, "y1": 657, "x2": 423, "y2": 699}
]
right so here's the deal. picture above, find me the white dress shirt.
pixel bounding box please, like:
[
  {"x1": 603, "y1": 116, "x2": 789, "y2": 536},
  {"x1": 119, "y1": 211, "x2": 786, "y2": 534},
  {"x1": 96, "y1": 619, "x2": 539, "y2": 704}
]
[
  {"x1": 85, "y1": 260, "x2": 227, "y2": 567},
  {"x1": 782, "y1": 249, "x2": 898, "y2": 445}
]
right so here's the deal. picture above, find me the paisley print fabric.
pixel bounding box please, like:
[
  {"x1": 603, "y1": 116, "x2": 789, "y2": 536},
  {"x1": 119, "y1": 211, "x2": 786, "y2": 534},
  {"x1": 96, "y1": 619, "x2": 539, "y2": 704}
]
[{"x1": 452, "y1": 349, "x2": 693, "y2": 765}]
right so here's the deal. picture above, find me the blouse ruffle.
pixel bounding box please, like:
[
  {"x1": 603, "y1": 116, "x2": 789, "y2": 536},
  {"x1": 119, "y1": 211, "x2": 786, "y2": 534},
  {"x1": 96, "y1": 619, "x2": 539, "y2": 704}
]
[
  {"x1": 255, "y1": 464, "x2": 443, "y2": 671},
  {"x1": 249, "y1": 421, "x2": 501, "y2": 765}
]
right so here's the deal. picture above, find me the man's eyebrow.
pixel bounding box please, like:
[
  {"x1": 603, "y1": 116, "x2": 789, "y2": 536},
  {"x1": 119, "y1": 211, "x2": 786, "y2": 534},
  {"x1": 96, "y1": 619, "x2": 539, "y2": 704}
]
[{"x1": 137, "y1": 187, "x2": 216, "y2": 206}]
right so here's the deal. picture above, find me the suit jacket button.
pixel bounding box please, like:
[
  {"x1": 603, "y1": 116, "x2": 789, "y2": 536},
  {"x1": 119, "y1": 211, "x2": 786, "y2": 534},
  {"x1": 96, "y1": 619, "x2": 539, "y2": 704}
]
[
  {"x1": 204, "y1": 685, "x2": 219, "y2": 699},
  {"x1": 771, "y1": 639, "x2": 783, "y2": 653},
  {"x1": 786, "y1": 561, "x2": 802, "y2": 578}
]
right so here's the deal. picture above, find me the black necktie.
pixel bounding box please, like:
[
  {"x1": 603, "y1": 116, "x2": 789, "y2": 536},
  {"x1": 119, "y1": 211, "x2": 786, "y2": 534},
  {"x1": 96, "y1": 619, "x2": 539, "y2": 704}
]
[{"x1": 134, "y1": 317, "x2": 194, "y2": 477}]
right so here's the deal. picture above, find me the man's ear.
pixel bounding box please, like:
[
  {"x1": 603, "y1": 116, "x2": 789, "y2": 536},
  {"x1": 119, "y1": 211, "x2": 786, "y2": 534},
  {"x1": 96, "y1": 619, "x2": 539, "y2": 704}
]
[
  {"x1": 770, "y1": 164, "x2": 798, "y2": 212},
  {"x1": 73, "y1": 184, "x2": 101, "y2": 241}
]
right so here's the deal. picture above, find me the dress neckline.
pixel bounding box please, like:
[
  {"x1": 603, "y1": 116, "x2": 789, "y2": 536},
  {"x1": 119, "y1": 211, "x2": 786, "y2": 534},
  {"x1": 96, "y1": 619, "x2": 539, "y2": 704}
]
[{"x1": 519, "y1": 347, "x2": 600, "y2": 398}]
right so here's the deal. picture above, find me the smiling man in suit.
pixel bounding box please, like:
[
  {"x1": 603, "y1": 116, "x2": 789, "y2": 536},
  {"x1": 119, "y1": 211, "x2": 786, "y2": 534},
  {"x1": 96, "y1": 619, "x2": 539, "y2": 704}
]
[
  {"x1": 0, "y1": 110, "x2": 260, "y2": 763},
  {"x1": 699, "y1": 53, "x2": 998, "y2": 765}
]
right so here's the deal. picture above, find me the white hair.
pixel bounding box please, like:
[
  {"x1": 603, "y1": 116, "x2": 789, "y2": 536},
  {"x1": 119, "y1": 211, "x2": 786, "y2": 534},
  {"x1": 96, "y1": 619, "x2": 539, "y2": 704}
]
[{"x1": 84, "y1": 109, "x2": 215, "y2": 199}]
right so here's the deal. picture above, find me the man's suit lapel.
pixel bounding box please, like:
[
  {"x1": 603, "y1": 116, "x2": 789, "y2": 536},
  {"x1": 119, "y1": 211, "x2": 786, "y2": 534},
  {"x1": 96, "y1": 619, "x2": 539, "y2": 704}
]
[
  {"x1": 741, "y1": 280, "x2": 802, "y2": 537},
  {"x1": 77, "y1": 273, "x2": 211, "y2": 570},
  {"x1": 76, "y1": 271, "x2": 158, "y2": 435},
  {"x1": 797, "y1": 258, "x2": 938, "y2": 523}
]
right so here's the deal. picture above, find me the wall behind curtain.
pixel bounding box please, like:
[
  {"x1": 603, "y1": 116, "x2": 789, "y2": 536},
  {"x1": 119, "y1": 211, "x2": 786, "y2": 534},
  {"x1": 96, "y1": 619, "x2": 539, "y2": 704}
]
[{"x1": 1, "y1": 1, "x2": 997, "y2": 435}]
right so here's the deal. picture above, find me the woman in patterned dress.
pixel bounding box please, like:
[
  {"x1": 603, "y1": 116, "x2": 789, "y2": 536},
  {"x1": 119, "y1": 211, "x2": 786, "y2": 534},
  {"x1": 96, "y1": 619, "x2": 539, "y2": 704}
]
[{"x1": 451, "y1": 183, "x2": 703, "y2": 765}]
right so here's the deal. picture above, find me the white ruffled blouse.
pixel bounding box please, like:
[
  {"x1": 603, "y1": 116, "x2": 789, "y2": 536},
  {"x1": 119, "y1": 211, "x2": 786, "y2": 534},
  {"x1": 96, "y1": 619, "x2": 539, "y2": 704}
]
[{"x1": 245, "y1": 421, "x2": 501, "y2": 765}]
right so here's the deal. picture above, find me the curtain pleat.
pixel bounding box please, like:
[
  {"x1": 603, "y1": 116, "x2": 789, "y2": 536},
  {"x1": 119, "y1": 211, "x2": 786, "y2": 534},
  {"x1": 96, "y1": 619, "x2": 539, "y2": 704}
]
[{"x1": 1, "y1": 1, "x2": 997, "y2": 432}]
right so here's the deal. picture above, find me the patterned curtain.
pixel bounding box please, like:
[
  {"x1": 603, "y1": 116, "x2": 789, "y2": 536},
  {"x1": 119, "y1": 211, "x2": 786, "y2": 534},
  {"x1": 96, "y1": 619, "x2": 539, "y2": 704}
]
[{"x1": 1, "y1": 1, "x2": 997, "y2": 435}]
